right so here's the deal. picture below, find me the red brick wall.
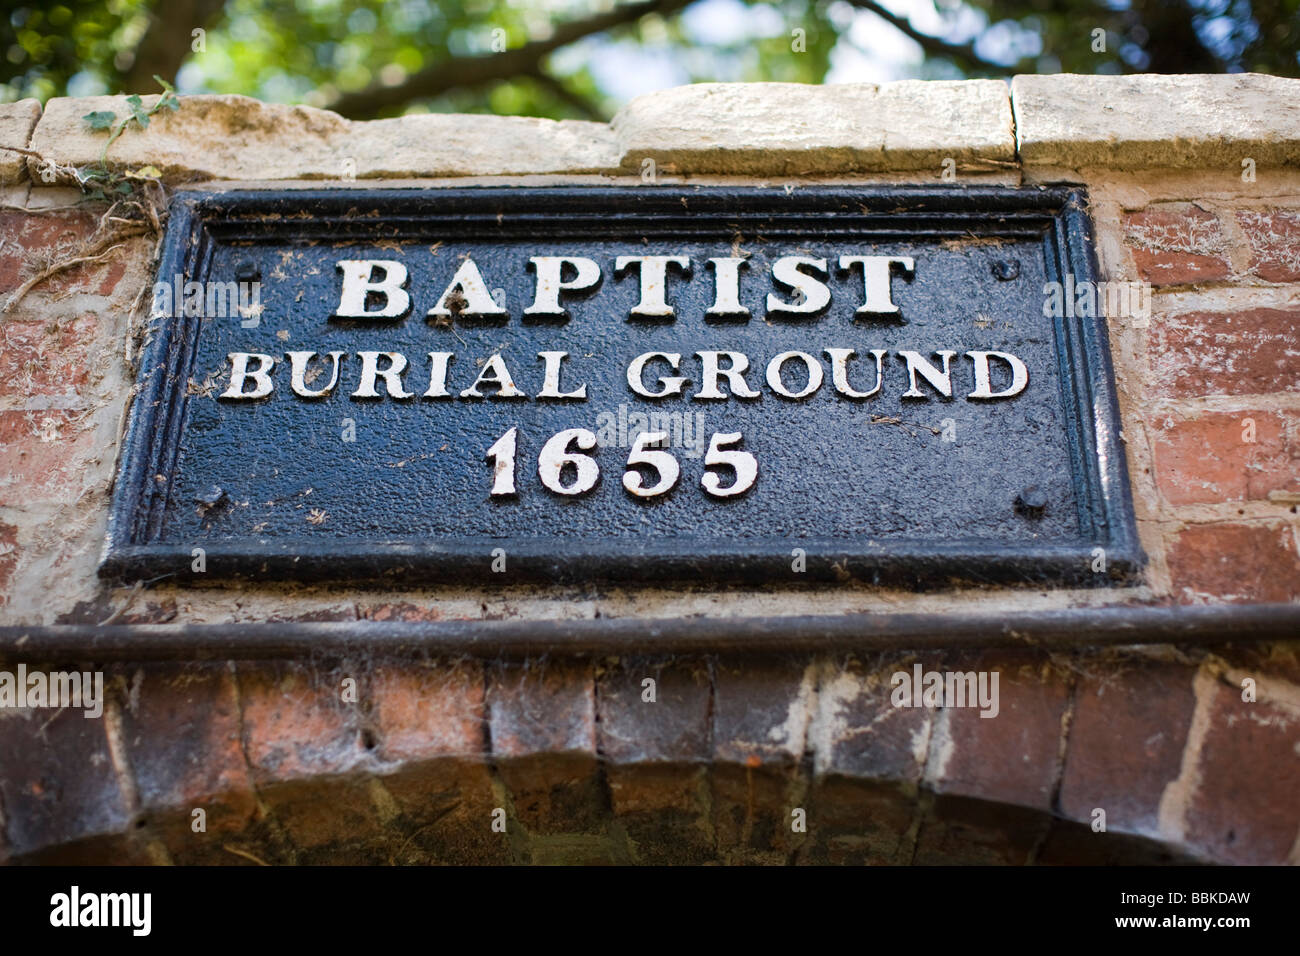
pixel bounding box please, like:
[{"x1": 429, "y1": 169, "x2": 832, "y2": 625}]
[
  {"x1": 1121, "y1": 202, "x2": 1300, "y2": 604},
  {"x1": 4, "y1": 646, "x2": 1296, "y2": 865}
]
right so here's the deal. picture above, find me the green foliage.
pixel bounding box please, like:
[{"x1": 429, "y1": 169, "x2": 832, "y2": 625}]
[
  {"x1": 76, "y1": 75, "x2": 177, "y2": 199},
  {"x1": 1, "y1": 0, "x2": 1297, "y2": 122},
  {"x1": 0, "y1": 0, "x2": 148, "y2": 101},
  {"x1": 83, "y1": 109, "x2": 115, "y2": 130},
  {"x1": 967, "y1": 0, "x2": 1300, "y2": 74}
]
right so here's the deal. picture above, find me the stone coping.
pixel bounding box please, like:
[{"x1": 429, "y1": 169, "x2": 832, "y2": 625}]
[{"x1": 0, "y1": 73, "x2": 1296, "y2": 183}]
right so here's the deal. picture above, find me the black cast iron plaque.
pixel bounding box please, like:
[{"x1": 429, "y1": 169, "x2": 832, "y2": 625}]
[{"x1": 101, "y1": 186, "x2": 1141, "y2": 586}]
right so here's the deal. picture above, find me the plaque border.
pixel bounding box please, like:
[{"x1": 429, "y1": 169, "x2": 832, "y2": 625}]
[{"x1": 100, "y1": 185, "x2": 1144, "y2": 588}]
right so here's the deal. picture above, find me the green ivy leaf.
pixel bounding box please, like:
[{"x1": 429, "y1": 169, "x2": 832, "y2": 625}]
[
  {"x1": 126, "y1": 93, "x2": 149, "y2": 128},
  {"x1": 152, "y1": 74, "x2": 175, "y2": 93},
  {"x1": 83, "y1": 111, "x2": 116, "y2": 131}
]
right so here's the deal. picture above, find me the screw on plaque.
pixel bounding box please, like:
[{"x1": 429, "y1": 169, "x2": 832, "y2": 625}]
[
  {"x1": 1015, "y1": 485, "x2": 1047, "y2": 518},
  {"x1": 992, "y1": 259, "x2": 1020, "y2": 281},
  {"x1": 195, "y1": 485, "x2": 229, "y2": 516},
  {"x1": 234, "y1": 258, "x2": 260, "y2": 282}
]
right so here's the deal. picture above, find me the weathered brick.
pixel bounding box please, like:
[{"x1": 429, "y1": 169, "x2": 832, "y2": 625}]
[
  {"x1": 1167, "y1": 522, "x2": 1300, "y2": 603},
  {"x1": 798, "y1": 774, "x2": 917, "y2": 865},
  {"x1": 602, "y1": 763, "x2": 704, "y2": 818},
  {"x1": 40, "y1": 245, "x2": 139, "y2": 299},
  {"x1": 1149, "y1": 409, "x2": 1299, "y2": 506},
  {"x1": 921, "y1": 651, "x2": 1068, "y2": 812},
  {"x1": 365, "y1": 660, "x2": 504, "y2": 862},
  {"x1": 814, "y1": 655, "x2": 930, "y2": 783},
  {"x1": 487, "y1": 659, "x2": 596, "y2": 759},
  {"x1": 711, "y1": 761, "x2": 805, "y2": 864},
  {"x1": 359, "y1": 603, "x2": 446, "y2": 622},
  {"x1": 120, "y1": 665, "x2": 256, "y2": 863},
  {"x1": 371, "y1": 661, "x2": 484, "y2": 762},
  {"x1": 0, "y1": 312, "x2": 105, "y2": 402},
  {"x1": 1237, "y1": 208, "x2": 1300, "y2": 283},
  {"x1": 56, "y1": 593, "x2": 179, "y2": 626},
  {"x1": 236, "y1": 661, "x2": 381, "y2": 854},
  {"x1": 263, "y1": 607, "x2": 357, "y2": 623},
  {"x1": 487, "y1": 660, "x2": 603, "y2": 835},
  {"x1": 1149, "y1": 307, "x2": 1300, "y2": 399},
  {"x1": 911, "y1": 793, "x2": 1050, "y2": 865},
  {"x1": 597, "y1": 657, "x2": 710, "y2": 765},
  {"x1": 0, "y1": 210, "x2": 97, "y2": 294},
  {"x1": 0, "y1": 208, "x2": 150, "y2": 305},
  {"x1": 596, "y1": 657, "x2": 713, "y2": 861},
  {"x1": 711, "y1": 659, "x2": 814, "y2": 863},
  {"x1": 0, "y1": 408, "x2": 101, "y2": 507},
  {"x1": 15, "y1": 832, "x2": 159, "y2": 865},
  {"x1": 0, "y1": 520, "x2": 16, "y2": 606},
  {"x1": 607, "y1": 764, "x2": 713, "y2": 864},
  {"x1": 1210, "y1": 641, "x2": 1300, "y2": 689},
  {"x1": 238, "y1": 662, "x2": 368, "y2": 781},
  {"x1": 0, "y1": 705, "x2": 128, "y2": 856},
  {"x1": 522, "y1": 835, "x2": 631, "y2": 865},
  {"x1": 1125, "y1": 206, "x2": 1231, "y2": 286},
  {"x1": 713, "y1": 657, "x2": 814, "y2": 766},
  {"x1": 256, "y1": 774, "x2": 393, "y2": 863},
  {"x1": 496, "y1": 750, "x2": 605, "y2": 839},
  {"x1": 379, "y1": 760, "x2": 507, "y2": 865},
  {"x1": 1185, "y1": 679, "x2": 1300, "y2": 864},
  {"x1": 1058, "y1": 659, "x2": 1197, "y2": 834},
  {"x1": 1036, "y1": 817, "x2": 1202, "y2": 865}
]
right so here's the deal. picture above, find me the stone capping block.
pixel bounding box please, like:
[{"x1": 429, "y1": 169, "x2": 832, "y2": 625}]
[
  {"x1": 28, "y1": 94, "x2": 622, "y2": 182},
  {"x1": 20, "y1": 75, "x2": 1300, "y2": 184},
  {"x1": 1012, "y1": 73, "x2": 1300, "y2": 169},
  {"x1": 0, "y1": 99, "x2": 41, "y2": 184},
  {"x1": 26, "y1": 81, "x2": 1014, "y2": 183},
  {"x1": 612, "y1": 80, "x2": 1016, "y2": 174}
]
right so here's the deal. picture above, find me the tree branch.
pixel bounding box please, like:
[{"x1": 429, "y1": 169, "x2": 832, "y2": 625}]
[
  {"x1": 118, "y1": 0, "x2": 228, "y2": 93},
  {"x1": 325, "y1": 0, "x2": 695, "y2": 119},
  {"x1": 527, "y1": 71, "x2": 607, "y2": 121},
  {"x1": 842, "y1": 0, "x2": 1024, "y2": 75},
  {"x1": 1127, "y1": 0, "x2": 1223, "y2": 73}
]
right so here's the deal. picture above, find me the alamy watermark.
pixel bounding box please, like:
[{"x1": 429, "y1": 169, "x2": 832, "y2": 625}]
[
  {"x1": 891, "y1": 664, "x2": 1000, "y2": 718},
  {"x1": 1043, "y1": 277, "x2": 1152, "y2": 327},
  {"x1": 594, "y1": 403, "x2": 707, "y2": 459},
  {"x1": 50, "y1": 886, "x2": 150, "y2": 936},
  {"x1": 0, "y1": 665, "x2": 104, "y2": 718},
  {"x1": 151, "y1": 273, "x2": 262, "y2": 325}
]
